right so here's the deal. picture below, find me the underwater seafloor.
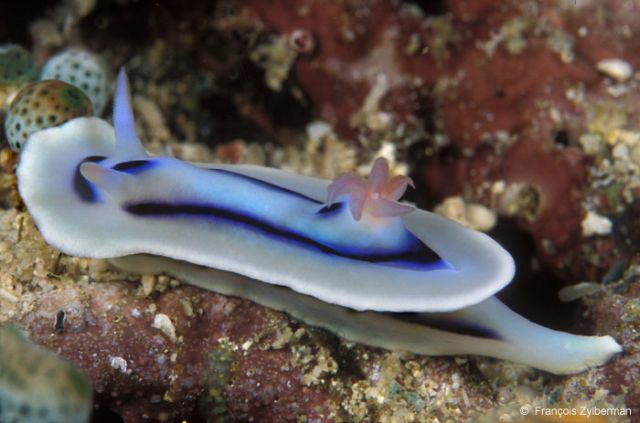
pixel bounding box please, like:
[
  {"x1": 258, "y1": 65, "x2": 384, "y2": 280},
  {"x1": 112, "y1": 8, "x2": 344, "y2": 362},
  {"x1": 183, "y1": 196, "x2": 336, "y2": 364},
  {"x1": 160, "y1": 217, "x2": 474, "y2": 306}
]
[{"x1": 1, "y1": 0, "x2": 640, "y2": 422}]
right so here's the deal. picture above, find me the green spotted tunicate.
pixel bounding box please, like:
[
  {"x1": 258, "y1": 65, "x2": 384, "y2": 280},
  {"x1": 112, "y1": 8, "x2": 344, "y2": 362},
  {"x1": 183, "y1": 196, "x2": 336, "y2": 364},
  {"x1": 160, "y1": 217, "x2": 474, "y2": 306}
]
[
  {"x1": 3, "y1": 79, "x2": 93, "y2": 151},
  {"x1": 0, "y1": 325, "x2": 92, "y2": 423},
  {"x1": 41, "y1": 49, "x2": 110, "y2": 116},
  {"x1": 0, "y1": 44, "x2": 36, "y2": 84},
  {"x1": 58, "y1": 85, "x2": 90, "y2": 109}
]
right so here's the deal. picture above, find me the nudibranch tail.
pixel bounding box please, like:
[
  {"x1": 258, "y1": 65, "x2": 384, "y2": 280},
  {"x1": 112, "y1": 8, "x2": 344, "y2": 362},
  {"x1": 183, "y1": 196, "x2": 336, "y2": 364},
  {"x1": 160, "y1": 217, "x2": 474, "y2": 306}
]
[
  {"x1": 112, "y1": 68, "x2": 146, "y2": 161},
  {"x1": 436, "y1": 297, "x2": 623, "y2": 374},
  {"x1": 326, "y1": 157, "x2": 416, "y2": 221},
  {"x1": 112, "y1": 254, "x2": 622, "y2": 375}
]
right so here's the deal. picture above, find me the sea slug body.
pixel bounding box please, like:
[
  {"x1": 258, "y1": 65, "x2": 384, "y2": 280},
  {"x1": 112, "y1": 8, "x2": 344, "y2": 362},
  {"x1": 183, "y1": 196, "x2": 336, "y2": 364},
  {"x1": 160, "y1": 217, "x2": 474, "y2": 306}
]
[
  {"x1": 17, "y1": 70, "x2": 514, "y2": 313},
  {"x1": 16, "y1": 69, "x2": 622, "y2": 374}
]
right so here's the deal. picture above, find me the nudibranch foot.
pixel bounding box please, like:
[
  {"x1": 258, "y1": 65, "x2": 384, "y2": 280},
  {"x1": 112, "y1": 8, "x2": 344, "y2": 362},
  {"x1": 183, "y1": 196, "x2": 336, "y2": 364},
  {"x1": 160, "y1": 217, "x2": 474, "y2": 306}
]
[{"x1": 111, "y1": 255, "x2": 622, "y2": 375}]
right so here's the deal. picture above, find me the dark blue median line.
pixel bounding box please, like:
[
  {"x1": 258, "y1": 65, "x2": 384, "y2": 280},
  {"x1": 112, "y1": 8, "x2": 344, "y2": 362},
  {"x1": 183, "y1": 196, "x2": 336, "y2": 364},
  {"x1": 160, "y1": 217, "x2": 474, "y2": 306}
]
[{"x1": 124, "y1": 201, "x2": 447, "y2": 270}]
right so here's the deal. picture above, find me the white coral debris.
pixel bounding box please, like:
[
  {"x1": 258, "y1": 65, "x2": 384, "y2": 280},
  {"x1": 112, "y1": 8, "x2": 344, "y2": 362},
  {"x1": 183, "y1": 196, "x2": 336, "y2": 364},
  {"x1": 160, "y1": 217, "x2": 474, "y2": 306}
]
[
  {"x1": 109, "y1": 356, "x2": 128, "y2": 374},
  {"x1": 434, "y1": 197, "x2": 497, "y2": 232},
  {"x1": 152, "y1": 313, "x2": 177, "y2": 342},
  {"x1": 596, "y1": 58, "x2": 633, "y2": 82},
  {"x1": 581, "y1": 211, "x2": 612, "y2": 236}
]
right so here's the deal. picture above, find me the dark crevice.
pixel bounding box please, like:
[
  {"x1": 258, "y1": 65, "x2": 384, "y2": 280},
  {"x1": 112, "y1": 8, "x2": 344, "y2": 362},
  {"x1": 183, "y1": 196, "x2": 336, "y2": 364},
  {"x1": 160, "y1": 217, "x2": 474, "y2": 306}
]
[
  {"x1": 407, "y1": 145, "x2": 463, "y2": 210},
  {"x1": 0, "y1": 0, "x2": 47, "y2": 47},
  {"x1": 90, "y1": 404, "x2": 124, "y2": 423},
  {"x1": 402, "y1": 0, "x2": 448, "y2": 16},
  {"x1": 553, "y1": 129, "x2": 570, "y2": 148},
  {"x1": 491, "y1": 218, "x2": 583, "y2": 333}
]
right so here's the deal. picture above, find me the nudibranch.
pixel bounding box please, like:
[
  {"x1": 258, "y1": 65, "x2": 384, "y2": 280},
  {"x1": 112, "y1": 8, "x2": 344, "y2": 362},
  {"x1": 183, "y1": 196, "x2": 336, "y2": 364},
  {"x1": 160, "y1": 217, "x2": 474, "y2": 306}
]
[{"x1": 17, "y1": 70, "x2": 622, "y2": 374}]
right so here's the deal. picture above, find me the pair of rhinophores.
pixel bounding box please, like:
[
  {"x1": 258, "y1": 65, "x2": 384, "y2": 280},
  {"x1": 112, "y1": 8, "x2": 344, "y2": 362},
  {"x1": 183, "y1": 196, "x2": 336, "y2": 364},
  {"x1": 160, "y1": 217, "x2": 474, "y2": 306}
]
[{"x1": 17, "y1": 69, "x2": 622, "y2": 374}]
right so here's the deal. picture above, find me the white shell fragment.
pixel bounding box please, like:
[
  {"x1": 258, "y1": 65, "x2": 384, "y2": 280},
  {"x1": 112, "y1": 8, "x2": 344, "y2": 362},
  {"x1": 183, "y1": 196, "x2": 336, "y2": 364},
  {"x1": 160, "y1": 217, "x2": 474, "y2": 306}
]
[
  {"x1": 558, "y1": 282, "x2": 602, "y2": 302},
  {"x1": 152, "y1": 313, "x2": 177, "y2": 342},
  {"x1": 596, "y1": 58, "x2": 633, "y2": 82},
  {"x1": 434, "y1": 196, "x2": 497, "y2": 232},
  {"x1": 581, "y1": 210, "x2": 612, "y2": 236}
]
